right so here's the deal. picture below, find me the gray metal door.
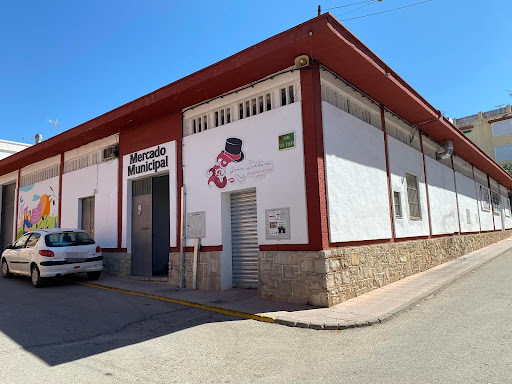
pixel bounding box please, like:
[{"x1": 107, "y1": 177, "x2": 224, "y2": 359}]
[
  {"x1": 81, "y1": 196, "x2": 95, "y2": 239},
  {"x1": 131, "y1": 178, "x2": 152, "y2": 277},
  {"x1": 231, "y1": 189, "x2": 258, "y2": 288},
  {"x1": 0, "y1": 183, "x2": 15, "y2": 250},
  {"x1": 152, "y1": 175, "x2": 170, "y2": 276}
]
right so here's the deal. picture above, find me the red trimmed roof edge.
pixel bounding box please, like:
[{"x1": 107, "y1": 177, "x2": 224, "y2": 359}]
[{"x1": 1, "y1": 13, "x2": 511, "y2": 189}]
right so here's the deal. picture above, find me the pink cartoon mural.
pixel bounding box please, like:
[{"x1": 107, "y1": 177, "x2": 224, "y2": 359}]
[
  {"x1": 207, "y1": 137, "x2": 274, "y2": 189},
  {"x1": 17, "y1": 181, "x2": 59, "y2": 238}
]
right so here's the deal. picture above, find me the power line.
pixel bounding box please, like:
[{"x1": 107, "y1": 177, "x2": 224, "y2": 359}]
[
  {"x1": 322, "y1": 0, "x2": 379, "y2": 11},
  {"x1": 338, "y1": 0, "x2": 432, "y2": 21},
  {"x1": 338, "y1": 0, "x2": 378, "y2": 16}
]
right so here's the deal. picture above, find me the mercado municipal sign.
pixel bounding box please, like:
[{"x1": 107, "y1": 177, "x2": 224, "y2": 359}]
[{"x1": 127, "y1": 145, "x2": 169, "y2": 177}]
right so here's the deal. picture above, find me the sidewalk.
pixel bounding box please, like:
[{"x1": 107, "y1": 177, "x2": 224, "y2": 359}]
[{"x1": 77, "y1": 238, "x2": 512, "y2": 330}]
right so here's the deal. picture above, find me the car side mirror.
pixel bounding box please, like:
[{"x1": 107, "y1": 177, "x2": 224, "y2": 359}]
[{"x1": 5, "y1": 244, "x2": 13, "y2": 250}]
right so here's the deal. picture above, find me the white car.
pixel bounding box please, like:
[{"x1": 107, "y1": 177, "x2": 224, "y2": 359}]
[{"x1": 1, "y1": 228, "x2": 103, "y2": 287}]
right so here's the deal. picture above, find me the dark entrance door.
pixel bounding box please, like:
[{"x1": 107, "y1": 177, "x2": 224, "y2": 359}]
[
  {"x1": 131, "y1": 177, "x2": 153, "y2": 276},
  {"x1": 1, "y1": 183, "x2": 15, "y2": 251},
  {"x1": 152, "y1": 175, "x2": 170, "y2": 276}
]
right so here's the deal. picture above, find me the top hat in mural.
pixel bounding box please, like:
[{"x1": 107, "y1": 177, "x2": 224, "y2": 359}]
[{"x1": 224, "y1": 137, "x2": 245, "y2": 162}]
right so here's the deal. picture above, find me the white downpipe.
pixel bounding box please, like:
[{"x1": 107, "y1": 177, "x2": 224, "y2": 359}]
[{"x1": 179, "y1": 185, "x2": 186, "y2": 288}]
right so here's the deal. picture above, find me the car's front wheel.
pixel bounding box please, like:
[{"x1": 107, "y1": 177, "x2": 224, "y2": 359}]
[
  {"x1": 31, "y1": 265, "x2": 44, "y2": 288},
  {"x1": 87, "y1": 271, "x2": 101, "y2": 281},
  {"x1": 2, "y1": 259, "x2": 12, "y2": 278}
]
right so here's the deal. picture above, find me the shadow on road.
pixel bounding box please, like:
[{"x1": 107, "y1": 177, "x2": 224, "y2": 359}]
[{"x1": 0, "y1": 274, "x2": 240, "y2": 366}]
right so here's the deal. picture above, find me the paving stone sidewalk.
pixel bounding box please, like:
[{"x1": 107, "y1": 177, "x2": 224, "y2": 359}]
[{"x1": 79, "y1": 238, "x2": 512, "y2": 330}]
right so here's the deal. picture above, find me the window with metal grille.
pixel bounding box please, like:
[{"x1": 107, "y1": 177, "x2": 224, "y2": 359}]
[
  {"x1": 192, "y1": 115, "x2": 208, "y2": 133},
  {"x1": 20, "y1": 165, "x2": 60, "y2": 187},
  {"x1": 393, "y1": 191, "x2": 402, "y2": 218},
  {"x1": 406, "y1": 173, "x2": 421, "y2": 219},
  {"x1": 132, "y1": 178, "x2": 152, "y2": 196},
  {"x1": 491, "y1": 191, "x2": 500, "y2": 214},
  {"x1": 280, "y1": 85, "x2": 296, "y2": 106}
]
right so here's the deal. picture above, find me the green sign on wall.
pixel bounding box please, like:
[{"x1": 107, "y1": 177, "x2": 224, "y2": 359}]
[{"x1": 279, "y1": 132, "x2": 295, "y2": 151}]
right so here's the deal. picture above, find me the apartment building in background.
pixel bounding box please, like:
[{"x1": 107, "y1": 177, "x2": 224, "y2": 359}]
[{"x1": 454, "y1": 105, "x2": 512, "y2": 167}]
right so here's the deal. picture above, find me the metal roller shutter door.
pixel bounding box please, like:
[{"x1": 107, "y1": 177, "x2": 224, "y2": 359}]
[{"x1": 231, "y1": 189, "x2": 258, "y2": 288}]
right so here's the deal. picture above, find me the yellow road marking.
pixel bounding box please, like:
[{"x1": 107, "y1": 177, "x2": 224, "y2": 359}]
[{"x1": 76, "y1": 281, "x2": 275, "y2": 323}]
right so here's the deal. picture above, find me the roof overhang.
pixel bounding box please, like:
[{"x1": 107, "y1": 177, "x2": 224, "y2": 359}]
[{"x1": 2, "y1": 13, "x2": 512, "y2": 188}]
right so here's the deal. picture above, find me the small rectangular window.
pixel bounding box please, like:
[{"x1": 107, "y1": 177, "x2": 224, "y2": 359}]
[
  {"x1": 259, "y1": 96, "x2": 264, "y2": 113},
  {"x1": 251, "y1": 98, "x2": 257, "y2": 116},
  {"x1": 288, "y1": 85, "x2": 294, "y2": 103},
  {"x1": 197, "y1": 117, "x2": 202, "y2": 132},
  {"x1": 203, "y1": 115, "x2": 208, "y2": 130},
  {"x1": 193, "y1": 119, "x2": 197, "y2": 134},
  {"x1": 406, "y1": 173, "x2": 421, "y2": 219},
  {"x1": 394, "y1": 191, "x2": 402, "y2": 218},
  {"x1": 215, "y1": 111, "x2": 219, "y2": 127},
  {"x1": 245, "y1": 101, "x2": 250, "y2": 118},
  {"x1": 266, "y1": 93, "x2": 272, "y2": 111},
  {"x1": 226, "y1": 108, "x2": 231, "y2": 124},
  {"x1": 220, "y1": 109, "x2": 225, "y2": 125},
  {"x1": 281, "y1": 88, "x2": 287, "y2": 106},
  {"x1": 239, "y1": 103, "x2": 244, "y2": 120}
]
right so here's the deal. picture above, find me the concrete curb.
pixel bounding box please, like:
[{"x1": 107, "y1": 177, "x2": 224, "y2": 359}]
[
  {"x1": 273, "y1": 243, "x2": 512, "y2": 330},
  {"x1": 76, "y1": 242, "x2": 511, "y2": 331}
]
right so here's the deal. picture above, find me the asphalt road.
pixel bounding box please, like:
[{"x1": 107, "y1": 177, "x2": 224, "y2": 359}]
[{"x1": 0, "y1": 250, "x2": 511, "y2": 384}]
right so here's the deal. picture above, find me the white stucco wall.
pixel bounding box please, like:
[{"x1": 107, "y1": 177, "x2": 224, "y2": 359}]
[
  {"x1": 454, "y1": 172, "x2": 480, "y2": 233},
  {"x1": 322, "y1": 102, "x2": 391, "y2": 242},
  {"x1": 121, "y1": 141, "x2": 177, "y2": 251},
  {"x1": 183, "y1": 102, "x2": 308, "y2": 247},
  {"x1": 388, "y1": 136, "x2": 429, "y2": 238},
  {"x1": 61, "y1": 160, "x2": 118, "y2": 248},
  {"x1": 424, "y1": 156, "x2": 458, "y2": 235}
]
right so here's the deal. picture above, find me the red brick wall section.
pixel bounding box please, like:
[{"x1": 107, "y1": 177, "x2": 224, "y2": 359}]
[
  {"x1": 299, "y1": 66, "x2": 330, "y2": 251},
  {"x1": 117, "y1": 112, "x2": 183, "y2": 250}
]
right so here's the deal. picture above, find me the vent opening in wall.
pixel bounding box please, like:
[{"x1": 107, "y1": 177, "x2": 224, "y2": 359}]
[
  {"x1": 394, "y1": 191, "x2": 402, "y2": 218},
  {"x1": 406, "y1": 173, "x2": 421, "y2": 220},
  {"x1": 20, "y1": 165, "x2": 60, "y2": 187},
  {"x1": 102, "y1": 145, "x2": 119, "y2": 162}
]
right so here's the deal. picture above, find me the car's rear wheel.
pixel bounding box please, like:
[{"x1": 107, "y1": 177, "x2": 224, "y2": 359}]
[
  {"x1": 2, "y1": 259, "x2": 12, "y2": 278},
  {"x1": 31, "y1": 265, "x2": 44, "y2": 288},
  {"x1": 87, "y1": 271, "x2": 101, "y2": 280}
]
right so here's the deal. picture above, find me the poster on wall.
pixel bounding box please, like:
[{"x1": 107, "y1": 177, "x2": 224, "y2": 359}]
[
  {"x1": 265, "y1": 207, "x2": 290, "y2": 240},
  {"x1": 480, "y1": 185, "x2": 491, "y2": 212},
  {"x1": 17, "y1": 179, "x2": 59, "y2": 239},
  {"x1": 206, "y1": 137, "x2": 274, "y2": 189}
]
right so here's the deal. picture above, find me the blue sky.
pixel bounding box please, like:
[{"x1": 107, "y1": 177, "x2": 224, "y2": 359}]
[{"x1": 1, "y1": 0, "x2": 510, "y2": 143}]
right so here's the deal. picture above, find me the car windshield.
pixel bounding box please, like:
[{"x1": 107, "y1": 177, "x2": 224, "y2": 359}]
[{"x1": 45, "y1": 232, "x2": 95, "y2": 247}]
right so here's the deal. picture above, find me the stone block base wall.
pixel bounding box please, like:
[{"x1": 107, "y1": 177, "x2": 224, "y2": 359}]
[
  {"x1": 259, "y1": 231, "x2": 512, "y2": 307},
  {"x1": 259, "y1": 251, "x2": 329, "y2": 307},
  {"x1": 324, "y1": 231, "x2": 512, "y2": 307},
  {"x1": 169, "y1": 251, "x2": 221, "y2": 291},
  {"x1": 102, "y1": 252, "x2": 131, "y2": 277}
]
